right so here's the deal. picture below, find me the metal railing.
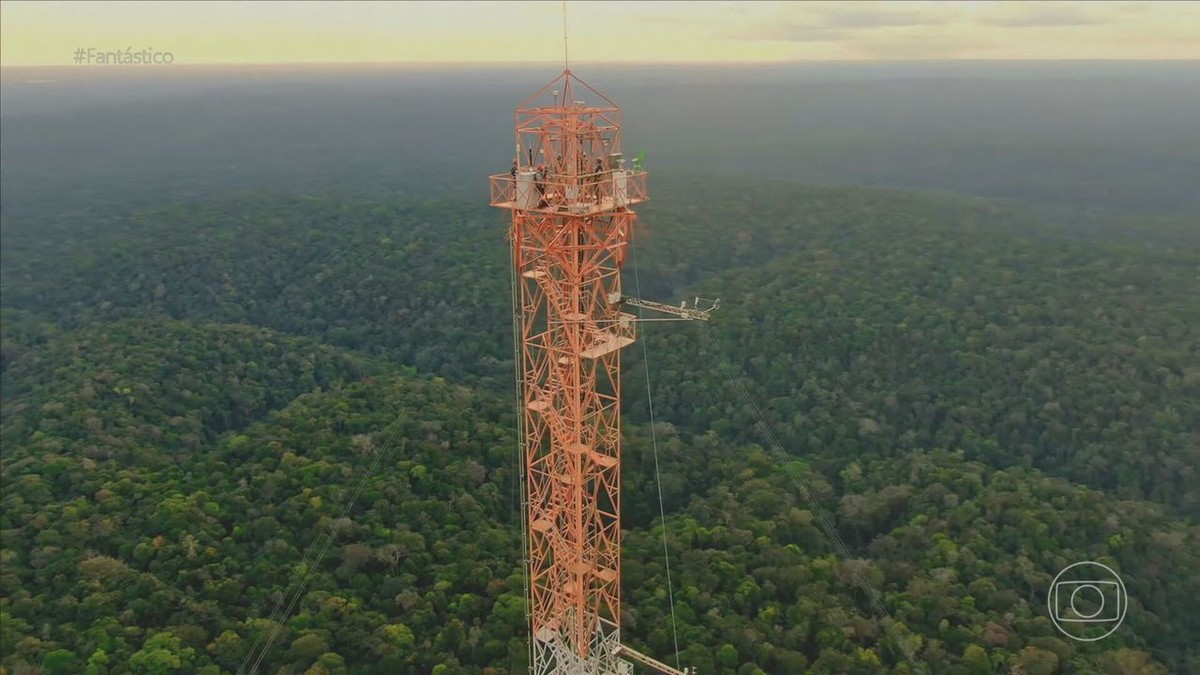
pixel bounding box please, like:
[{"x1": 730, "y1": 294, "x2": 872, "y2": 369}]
[{"x1": 490, "y1": 170, "x2": 648, "y2": 214}]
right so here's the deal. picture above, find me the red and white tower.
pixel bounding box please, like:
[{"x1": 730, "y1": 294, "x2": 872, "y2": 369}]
[
  {"x1": 491, "y1": 67, "x2": 709, "y2": 675},
  {"x1": 490, "y1": 69, "x2": 644, "y2": 675}
]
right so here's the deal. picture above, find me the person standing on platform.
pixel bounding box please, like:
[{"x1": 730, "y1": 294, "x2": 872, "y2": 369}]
[{"x1": 535, "y1": 164, "x2": 548, "y2": 208}]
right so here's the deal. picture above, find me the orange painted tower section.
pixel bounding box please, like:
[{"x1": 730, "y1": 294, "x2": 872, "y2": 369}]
[{"x1": 490, "y1": 70, "x2": 647, "y2": 675}]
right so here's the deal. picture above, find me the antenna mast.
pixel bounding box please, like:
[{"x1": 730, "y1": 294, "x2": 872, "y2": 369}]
[{"x1": 563, "y1": 1, "x2": 570, "y2": 71}]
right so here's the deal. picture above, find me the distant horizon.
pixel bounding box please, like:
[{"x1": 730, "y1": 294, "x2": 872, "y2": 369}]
[
  {"x1": 4, "y1": 57, "x2": 1198, "y2": 73},
  {"x1": 3, "y1": 1, "x2": 1198, "y2": 67}
]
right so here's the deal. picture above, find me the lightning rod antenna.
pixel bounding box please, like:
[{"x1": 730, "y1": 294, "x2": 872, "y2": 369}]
[{"x1": 563, "y1": 0, "x2": 570, "y2": 72}]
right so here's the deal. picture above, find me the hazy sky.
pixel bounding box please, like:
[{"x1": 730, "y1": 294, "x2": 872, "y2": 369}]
[{"x1": 2, "y1": 0, "x2": 1198, "y2": 66}]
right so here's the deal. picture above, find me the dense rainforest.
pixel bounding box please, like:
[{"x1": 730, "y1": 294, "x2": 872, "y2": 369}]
[{"x1": 1, "y1": 175, "x2": 1197, "y2": 674}]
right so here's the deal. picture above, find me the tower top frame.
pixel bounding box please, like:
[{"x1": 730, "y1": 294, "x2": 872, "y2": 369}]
[{"x1": 517, "y1": 69, "x2": 620, "y2": 113}]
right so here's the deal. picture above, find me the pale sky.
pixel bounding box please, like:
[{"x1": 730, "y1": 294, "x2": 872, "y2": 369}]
[{"x1": 1, "y1": 0, "x2": 1198, "y2": 67}]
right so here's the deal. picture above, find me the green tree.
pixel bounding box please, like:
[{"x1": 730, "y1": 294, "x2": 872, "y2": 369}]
[
  {"x1": 291, "y1": 633, "x2": 330, "y2": 663},
  {"x1": 42, "y1": 649, "x2": 81, "y2": 675},
  {"x1": 128, "y1": 633, "x2": 195, "y2": 674},
  {"x1": 716, "y1": 644, "x2": 739, "y2": 670}
]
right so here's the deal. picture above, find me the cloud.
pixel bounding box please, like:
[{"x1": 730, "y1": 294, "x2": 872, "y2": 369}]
[
  {"x1": 980, "y1": 4, "x2": 1105, "y2": 28},
  {"x1": 750, "y1": 24, "x2": 844, "y2": 44},
  {"x1": 1111, "y1": 1, "x2": 1151, "y2": 13},
  {"x1": 817, "y1": 6, "x2": 946, "y2": 30},
  {"x1": 731, "y1": 4, "x2": 947, "y2": 43},
  {"x1": 847, "y1": 35, "x2": 990, "y2": 60}
]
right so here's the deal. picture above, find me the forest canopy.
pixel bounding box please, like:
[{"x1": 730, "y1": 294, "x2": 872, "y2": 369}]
[{"x1": 1, "y1": 174, "x2": 1196, "y2": 673}]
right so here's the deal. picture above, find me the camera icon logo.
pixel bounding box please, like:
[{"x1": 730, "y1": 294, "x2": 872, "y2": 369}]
[{"x1": 1048, "y1": 561, "x2": 1127, "y2": 641}]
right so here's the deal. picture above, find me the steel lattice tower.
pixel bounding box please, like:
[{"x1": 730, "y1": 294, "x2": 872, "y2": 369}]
[{"x1": 490, "y1": 70, "x2": 646, "y2": 675}]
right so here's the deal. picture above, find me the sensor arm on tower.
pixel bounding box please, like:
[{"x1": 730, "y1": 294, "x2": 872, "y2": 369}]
[
  {"x1": 613, "y1": 644, "x2": 694, "y2": 675},
  {"x1": 614, "y1": 294, "x2": 720, "y2": 322}
]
